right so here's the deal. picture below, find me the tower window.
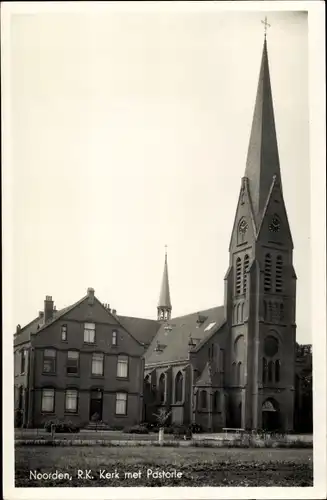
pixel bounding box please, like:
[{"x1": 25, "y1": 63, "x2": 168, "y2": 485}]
[
  {"x1": 264, "y1": 254, "x2": 272, "y2": 292},
  {"x1": 268, "y1": 361, "x2": 273, "y2": 382},
  {"x1": 243, "y1": 254, "x2": 250, "y2": 293},
  {"x1": 275, "y1": 360, "x2": 281, "y2": 382},
  {"x1": 275, "y1": 255, "x2": 283, "y2": 293},
  {"x1": 235, "y1": 257, "x2": 242, "y2": 295}
]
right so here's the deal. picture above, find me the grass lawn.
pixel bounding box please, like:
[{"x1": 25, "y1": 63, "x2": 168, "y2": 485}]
[{"x1": 15, "y1": 445, "x2": 313, "y2": 487}]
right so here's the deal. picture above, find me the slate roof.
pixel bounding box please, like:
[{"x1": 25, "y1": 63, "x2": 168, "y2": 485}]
[
  {"x1": 13, "y1": 305, "x2": 70, "y2": 347},
  {"x1": 117, "y1": 315, "x2": 161, "y2": 346},
  {"x1": 145, "y1": 306, "x2": 226, "y2": 366},
  {"x1": 245, "y1": 37, "x2": 281, "y2": 228}
]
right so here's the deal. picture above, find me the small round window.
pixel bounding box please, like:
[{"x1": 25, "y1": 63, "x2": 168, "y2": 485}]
[{"x1": 264, "y1": 336, "x2": 278, "y2": 357}]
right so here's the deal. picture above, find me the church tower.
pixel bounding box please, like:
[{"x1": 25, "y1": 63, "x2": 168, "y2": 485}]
[
  {"x1": 157, "y1": 248, "x2": 172, "y2": 321},
  {"x1": 225, "y1": 34, "x2": 296, "y2": 432}
]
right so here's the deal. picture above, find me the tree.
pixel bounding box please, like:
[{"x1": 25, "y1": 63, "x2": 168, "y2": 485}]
[{"x1": 153, "y1": 408, "x2": 171, "y2": 444}]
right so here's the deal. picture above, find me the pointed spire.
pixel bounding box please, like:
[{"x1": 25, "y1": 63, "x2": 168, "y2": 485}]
[
  {"x1": 157, "y1": 246, "x2": 172, "y2": 321},
  {"x1": 245, "y1": 36, "x2": 281, "y2": 228}
]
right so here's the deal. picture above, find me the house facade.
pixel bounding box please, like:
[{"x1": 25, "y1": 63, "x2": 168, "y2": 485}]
[{"x1": 13, "y1": 288, "x2": 158, "y2": 429}]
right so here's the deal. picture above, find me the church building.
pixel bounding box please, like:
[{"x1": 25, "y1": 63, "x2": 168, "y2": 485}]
[{"x1": 143, "y1": 36, "x2": 298, "y2": 433}]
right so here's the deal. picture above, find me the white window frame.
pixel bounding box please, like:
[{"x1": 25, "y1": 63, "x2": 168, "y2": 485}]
[
  {"x1": 92, "y1": 353, "x2": 104, "y2": 376},
  {"x1": 117, "y1": 355, "x2": 128, "y2": 378},
  {"x1": 43, "y1": 349, "x2": 56, "y2": 374},
  {"x1": 112, "y1": 330, "x2": 117, "y2": 346},
  {"x1": 67, "y1": 350, "x2": 79, "y2": 374},
  {"x1": 41, "y1": 388, "x2": 55, "y2": 413},
  {"x1": 84, "y1": 322, "x2": 95, "y2": 344},
  {"x1": 65, "y1": 389, "x2": 78, "y2": 413},
  {"x1": 61, "y1": 324, "x2": 68, "y2": 341},
  {"x1": 115, "y1": 392, "x2": 127, "y2": 415}
]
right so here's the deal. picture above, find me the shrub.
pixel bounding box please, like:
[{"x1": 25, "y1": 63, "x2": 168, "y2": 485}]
[
  {"x1": 123, "y1": 425, "x2": 149, "y2": 434},
  {"x1": 44, "y1": 419, "x2": 81, "y2": 433},
  {"x1": 188, "y1": 423, "x2": 203, "y2": 434},
  {"x1": 15, "y1": 409, "x2": 23, "y2": 428}
]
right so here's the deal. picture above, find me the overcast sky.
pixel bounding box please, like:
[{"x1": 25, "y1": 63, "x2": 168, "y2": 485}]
[{"x1": 7, "y1": 7, "x2": 311, "y2": 342}]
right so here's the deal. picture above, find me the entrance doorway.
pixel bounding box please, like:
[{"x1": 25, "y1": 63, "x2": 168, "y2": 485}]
[
  {"x1": 89, "y1": 389, "x2": 103, "y2": 421},
  {"x1": 262, "y1": 399, "x2": 280, "y2": 431}
]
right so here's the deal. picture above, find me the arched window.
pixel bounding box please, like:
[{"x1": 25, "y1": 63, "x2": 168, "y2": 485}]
[
  {"x1": 174, "y1": 372, "x2": 183, "y2": 403},
  {"x1": 158, "y1": 373, "x2": 165, "y2": 403},
  {"x1": 233, "y1": 304, "x2": 237, "y2": 324},
  {"x1": 268, "y1": 361, "x2": 273, "y2": 383},
  {"x1": 275, "y1": 255, "x2": 283, "y2": 293},
  {"x1": 213, "y1": 391, "x2": 220, "y2": 412},
  {"x1": 268, "y1": 301, "x2": 273, "y2": 322},
  {"x1": 243, "y1": 254, "x2": 250, "y2": 293},
  {"x1": 262, "y1": 358, "x2": 267, "y2": 383},
  {"x1": 237, "y1": 303, "x2": 241, "y2": 323},
  {"x1": 275, "y1": 360, "x2": 280, "y2": 382},
  {"x1": 235, "y1": 258, "x2": 242, "y2": 295},
  {"x1": 200, "y1": 390, "x2": 207, "y2": 409},
  {"x1": 264, "y1": 254, "x2": 272, "y2": 292},
  {"x1": 237, "y1": 362, "x2": 242, "y2": 385},
  {"x1": 240, "y1": 302, "x2": 244, "y2": 323}
]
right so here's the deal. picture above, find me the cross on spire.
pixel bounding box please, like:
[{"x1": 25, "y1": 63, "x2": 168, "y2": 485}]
[{"x1": 261, "y1": 16, "x2": 271, "y2": 38}]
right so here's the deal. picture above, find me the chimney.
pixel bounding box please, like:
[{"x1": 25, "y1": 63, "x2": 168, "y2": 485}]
[
  {"x1": 44, "y1": 296, "x2": 54, "y2": 323},
  {"x1": 112, "y1": 308, "x2": 117, "y2": 315},
  {"x1": 16, "y1": 324, "x2": 21, "y2": 334},
  {"x1": 38, "y1": 311, "x2": 44, "y2": 318},
  {"x1": 87, "y1": 287, "x2": 95, "y2": 305}
]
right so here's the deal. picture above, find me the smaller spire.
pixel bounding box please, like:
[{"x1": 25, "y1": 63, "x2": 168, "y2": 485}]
[{"x1": 157, "y1": 246, "x2": 172, "y2": 321}]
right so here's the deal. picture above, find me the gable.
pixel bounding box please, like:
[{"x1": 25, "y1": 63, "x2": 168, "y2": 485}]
[
  {"x1": 229, "y1": 177, "x2": 257, "y2": 252},
  {"x1": 256, "y1": 178, "x2": 294, "y2": 249},
  {"x1": 62, "y1": 297, "x2": 122, "y2": 326}
]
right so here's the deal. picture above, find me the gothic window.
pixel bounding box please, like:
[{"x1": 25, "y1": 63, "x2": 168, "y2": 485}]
[
  {"x1": 235, "y1": 258, "x2": 242, "y2": 295},
  {"x1": 237, "y1": 362, "x2": 242, "y2": 385},
  {"x1": 275, "y1": 255, "x2": 283, "y2": 293},
  {"x1": 240, "y1": 302, "x2": 244, "y2": 323},
  {"x1": 262, "y1": 358, "x2": 268, "y2": 383},
  {"x1": 243, "y1": 254, "x2": 250, "y2": 293},
  {"x1": 200, "y1": 390, "x2": 207, "y2": 409},
  {"x1": 213, "y1": 391, "x2": 220, "y2": 412},
  {"x1": 275, "y1": 360, "x2": 281, "y2": 382},
  {"x1": 237, "y1": 303, "x2": 241, "y2": 323},
  {"x1": 233, "y1": 304, "x2": 237, "y2": 324},
  {"x1": 264, "y1": 254, "x2": 272, "y2": 292},
  {"x1": 174, "y1": 372, "x2": 183, "y2": 403},
  {"x1": 268, "y1": 361, "x2": 273, "y2": 382},
  {"x1": 232, "y1": 362, "x2": 236, "y2": 384},
  {"x1": 158, "y1": 373, "x2": 165, "y2": 403}
]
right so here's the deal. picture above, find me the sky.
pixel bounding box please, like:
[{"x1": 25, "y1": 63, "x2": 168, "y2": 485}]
[{"x1": 6, "y1": 7, "x2": 311, "y2": 342}]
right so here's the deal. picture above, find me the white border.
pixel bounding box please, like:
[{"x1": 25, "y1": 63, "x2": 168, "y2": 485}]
[{"x1": 2, "y1": 1, "x2": 326, "y2": 499}]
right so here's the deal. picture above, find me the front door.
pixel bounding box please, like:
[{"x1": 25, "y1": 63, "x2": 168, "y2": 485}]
[{"x1": 89, "y1": 390, "x2": 103, "y2": 421}]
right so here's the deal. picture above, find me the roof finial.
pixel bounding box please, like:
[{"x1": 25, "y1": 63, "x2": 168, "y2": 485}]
[
  {"x1": 261, "y1": 16, "x2": 271, "y2": 39},
  {"x1": 164, "y1": 244, "x2": 168, "y2": 260}
]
